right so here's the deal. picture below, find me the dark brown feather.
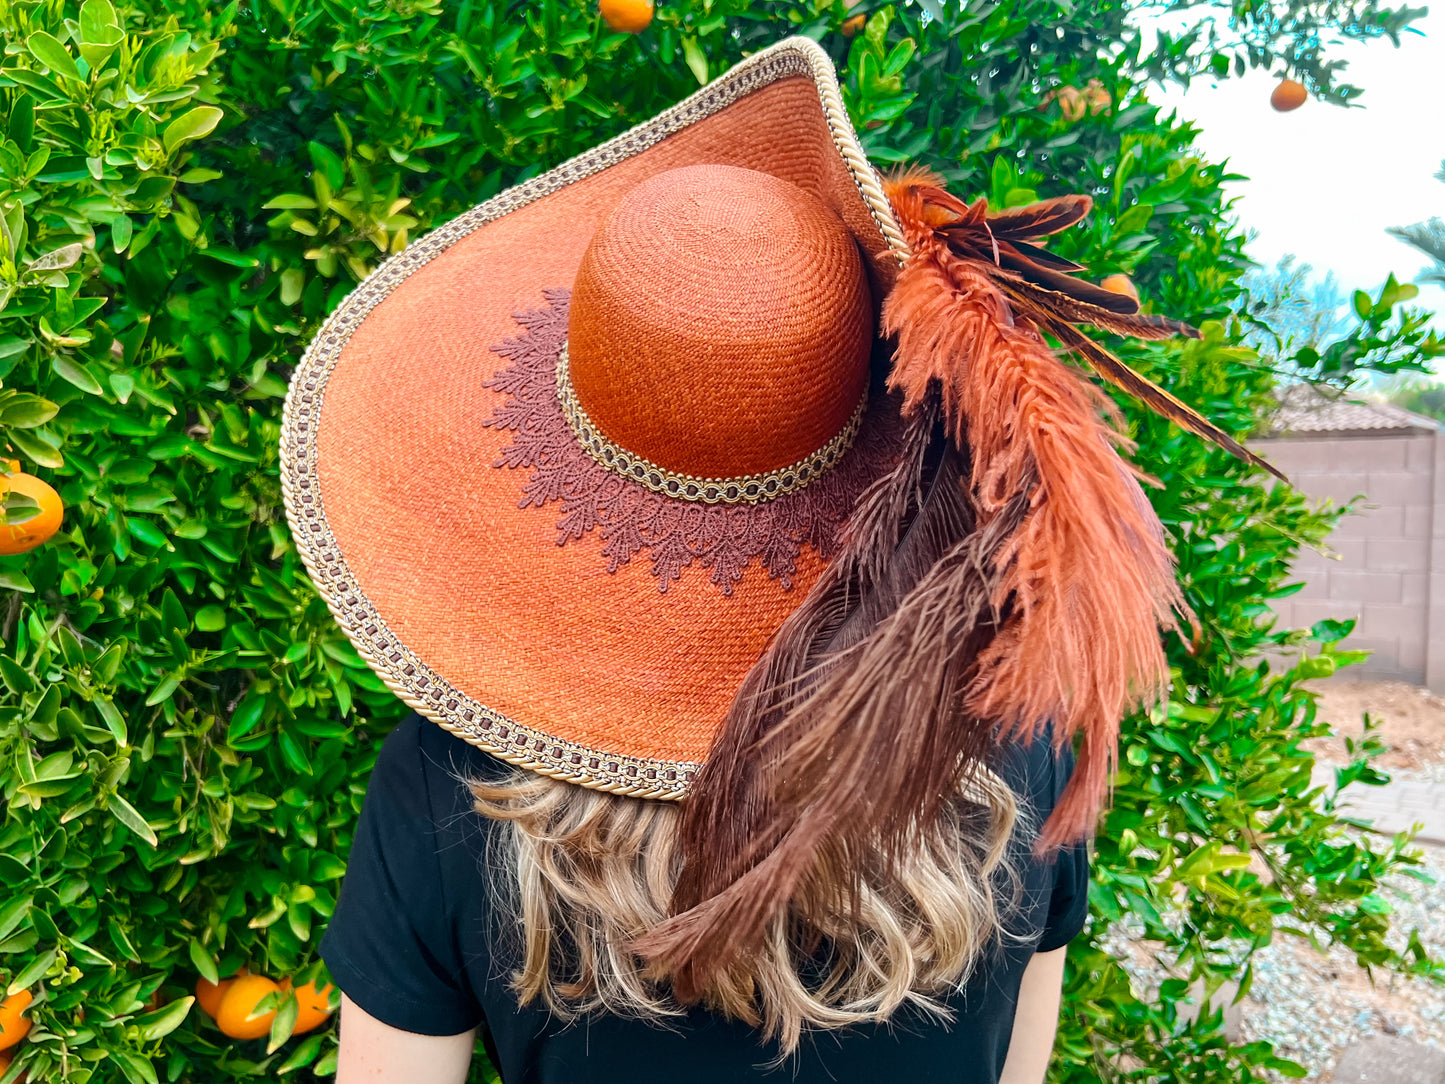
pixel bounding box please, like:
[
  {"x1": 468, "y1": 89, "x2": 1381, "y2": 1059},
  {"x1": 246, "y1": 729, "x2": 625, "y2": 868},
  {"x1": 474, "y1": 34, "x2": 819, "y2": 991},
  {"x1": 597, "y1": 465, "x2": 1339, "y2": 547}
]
[
  {"x1": 993, "y1": 243, "x2": 1141, "y2": 314},
  {"x1": 980, "y1": 194, "x2": 1093, "y2": 240},
  {"x1": 633, "y1": 419, "x2": 1025, "y2": 998},
  {"x1": 1005, "y1": 238, "x2": 1088, "y2": 274},
  {"x1": 1001, "y1": 275, "x2": 1199, "y2": 341},
  {"x1": 888, "y1": 170, "x2": 1277, "y2": 478}
]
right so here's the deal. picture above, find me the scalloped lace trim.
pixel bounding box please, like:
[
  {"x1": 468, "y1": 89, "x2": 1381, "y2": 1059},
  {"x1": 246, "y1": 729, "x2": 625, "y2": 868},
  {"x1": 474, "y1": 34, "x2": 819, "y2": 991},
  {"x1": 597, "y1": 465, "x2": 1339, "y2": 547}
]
[{"x1": 483, "y1": 289, "x2": 899, "y2": 595}]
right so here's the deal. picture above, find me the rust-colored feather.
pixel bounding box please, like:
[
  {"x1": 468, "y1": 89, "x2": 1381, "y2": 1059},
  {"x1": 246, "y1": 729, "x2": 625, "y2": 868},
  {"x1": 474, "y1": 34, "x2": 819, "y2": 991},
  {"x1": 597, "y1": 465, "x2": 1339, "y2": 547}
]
[
  {"x1": 881, "y1": 171, "x2": 1209, "y2": 847},
  {"x1": 883, "y1": 169, "x2": 1281, "y2": 482}
]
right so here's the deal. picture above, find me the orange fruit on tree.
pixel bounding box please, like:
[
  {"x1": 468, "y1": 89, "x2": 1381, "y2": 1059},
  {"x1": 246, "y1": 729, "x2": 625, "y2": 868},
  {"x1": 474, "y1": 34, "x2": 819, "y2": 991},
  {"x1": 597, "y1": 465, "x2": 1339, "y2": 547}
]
[
  {"x1": 196, "y1": 976, "x2": 236, "y2": 1020},
  {"x1": 1100, "y1": 273, "x2": 1140, "y2": 304},
  {"x1": 1056, "y1": 85, "x2": 1085, "y2": 122},
  {"x1": 599, "y1": 0, "x2": 653, "y2": 34},
  {"x1": 0, "y1": 464, "x2": 62, "y2": 556},
  {"x1": 1270, "y1": 78, "x2": 1307, "y2": 112},
  {"x1": 290, "y1": 980, "x2": 336, "y2": 1034},
  {"x1": 215, "y1": 974, "x2": 282, "y2": 1040},
  {"x1": 0, "y1": 989, "x2": 33, "y2": 1051},
  {"x1": 842, "y1": 13, "x2": 867, "y2": 36}
]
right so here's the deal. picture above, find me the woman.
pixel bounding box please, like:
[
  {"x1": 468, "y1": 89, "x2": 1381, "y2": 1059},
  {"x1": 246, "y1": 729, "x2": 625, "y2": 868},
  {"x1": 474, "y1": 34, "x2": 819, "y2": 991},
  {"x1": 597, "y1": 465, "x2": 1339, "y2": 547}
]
[{"x1": 283, "y1": 37, "x2": 1259, "y2": 1084}]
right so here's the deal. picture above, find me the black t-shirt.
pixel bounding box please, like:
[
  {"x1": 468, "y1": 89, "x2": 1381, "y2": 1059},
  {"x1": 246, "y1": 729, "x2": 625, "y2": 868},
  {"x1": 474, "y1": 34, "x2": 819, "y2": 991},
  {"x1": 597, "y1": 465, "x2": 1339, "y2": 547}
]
[{"x1": 320, "y1": 714, "x2": 1089, "y2": 1084}]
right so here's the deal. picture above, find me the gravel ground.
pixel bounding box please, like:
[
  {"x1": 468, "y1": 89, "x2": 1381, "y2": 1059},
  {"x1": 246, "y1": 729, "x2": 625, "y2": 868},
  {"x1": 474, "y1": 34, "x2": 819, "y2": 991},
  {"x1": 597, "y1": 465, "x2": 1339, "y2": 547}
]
[
  {"x1": 1238, "y1": 838, "x2": 1445, "y2": 1079},
  {"x1": 1109, "y1": 678, "x2": 1445, "y2": 1080},
  {"x1": 1107, "y1": 835, "x2": 1445, "y2": 1079}
]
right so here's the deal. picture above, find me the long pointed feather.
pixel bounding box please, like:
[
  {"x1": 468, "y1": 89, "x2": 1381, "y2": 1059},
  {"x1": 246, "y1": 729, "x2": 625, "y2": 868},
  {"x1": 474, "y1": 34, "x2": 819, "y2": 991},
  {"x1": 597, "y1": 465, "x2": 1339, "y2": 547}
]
[
  {"x1": 991, "y1": 246, "x2": 1141, "y2": 314},
  {"x1": 1026, "y1": 305, "x2": 1287, "y2": 481},
  {"x1": 984, "y1": 194, "x2": 1093, "y2": 240},
  {"x1": 1004, "y1": 238, "x2": 1088, "y2": 274},
  {"x1": 1003, "y1": 275, "x2": 1200, "y2": 340}
]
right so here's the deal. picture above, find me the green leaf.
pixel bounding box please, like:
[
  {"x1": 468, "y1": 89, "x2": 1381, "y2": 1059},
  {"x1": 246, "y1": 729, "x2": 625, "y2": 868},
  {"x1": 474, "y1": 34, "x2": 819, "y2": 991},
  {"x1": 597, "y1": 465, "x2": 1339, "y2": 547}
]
[
  {"x1": 108, "y1": 792, "x2": 158, "y2": 846},
  {"x1": 80, "y1": 0, "x2": 124, "y2": 46},
  {"x1": 162, "y1": 106, "x2": 224, "y2": 154},
  {"x1": 26, "y1": 32, "x2": 84, "y2": 82},
  {"x1": 7, "y1": 946, "x2": 56, "y2": 994},
  {"x1": 267, "y1": 991, "x2": 299, "y2": 1052},
  {"x1": 0, "y1": 338, "x2": 32, "y2": 361},
  {"x1": 1353, "y1": 289, "x2": 1372, "y2": 320},
  {"x1": 52, "y1": 354, "x2": 104, "y2": 394},
  {"x1": 126, "y1": 517, "x2": 168, "y2": 548},
  {"x1": 681, "y1": 37, "x2": 708, "y2": 85},
  {"x1": 110, "y1": 1049, "x2": 159, "y2": 1084},
  {"x1": 228, "y1": 694, "x2": 266, "y2": 742},
  {"x1": 0, "y1": 655, "x2": 36, "y2": 694},
  {"x1": 278, "y1": 730, "x2": 313, "y2": 775},
  {"x1": 188, "y1": 938, "x2": 219, "y2": 984},
  {"x1": 0, "y1": 895, "x2": 32, "y2": 943},
  {"x1": 0, "y1": 394, "x2": 59, "y2": 428},
  {"x1": 0, "y1": 568, "x2": 32, "y2": 592},
  {"x1": 111, "y1": 212, "x2": 133, "y2": 252},
  {"x1": 96, "y1": 697, "x2": 128, "y2": 745},
  {"x1": 8, "y1": 427, "x2": 63, "y2": 468},
  {"x1": 134, "y1": 996, "x2": 194, "y2": 1040},
  {"x1": 278, "y1": 1033, "x2": 327, "y2": 1073},
  {"x1": 195, "y1": 604, "x2": 226, "y2": 631},
  {"x1": 145, "y1": 673, "x2": 181, "y2": 706}
]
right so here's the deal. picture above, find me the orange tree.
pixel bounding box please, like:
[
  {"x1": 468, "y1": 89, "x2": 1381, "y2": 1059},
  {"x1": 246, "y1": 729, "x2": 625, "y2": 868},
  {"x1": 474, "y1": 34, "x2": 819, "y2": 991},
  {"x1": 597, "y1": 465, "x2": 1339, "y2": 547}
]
[{"x1": 0, "y1": 0, "x2": 1437, "y2": 1081}]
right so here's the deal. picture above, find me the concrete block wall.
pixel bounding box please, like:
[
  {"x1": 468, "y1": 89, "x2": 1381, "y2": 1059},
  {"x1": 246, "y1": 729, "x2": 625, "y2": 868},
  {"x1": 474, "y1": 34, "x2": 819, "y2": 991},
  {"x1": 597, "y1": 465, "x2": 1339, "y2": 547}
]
[{"x1": 1255, "y1": 432, "x2": 1440, "y2": 688}]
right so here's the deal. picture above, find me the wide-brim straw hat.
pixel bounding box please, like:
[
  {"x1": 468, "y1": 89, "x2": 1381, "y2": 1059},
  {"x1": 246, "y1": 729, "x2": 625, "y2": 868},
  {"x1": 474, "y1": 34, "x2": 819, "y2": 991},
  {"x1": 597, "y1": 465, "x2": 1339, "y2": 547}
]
[
  {"x1": 283, "y1": 32, "x2": 1271, "y2": 871},
  {"x1": 282, "y1": 38, "x2": 912, "y2": 797}
]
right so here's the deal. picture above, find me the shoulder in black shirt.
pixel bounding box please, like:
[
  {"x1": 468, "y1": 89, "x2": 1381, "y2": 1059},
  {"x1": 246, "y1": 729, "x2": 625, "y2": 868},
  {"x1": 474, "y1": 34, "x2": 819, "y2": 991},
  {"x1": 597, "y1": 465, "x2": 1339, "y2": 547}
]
[{"x1": 321, "y1": 714, "x2": 1089, "y2": 1084}]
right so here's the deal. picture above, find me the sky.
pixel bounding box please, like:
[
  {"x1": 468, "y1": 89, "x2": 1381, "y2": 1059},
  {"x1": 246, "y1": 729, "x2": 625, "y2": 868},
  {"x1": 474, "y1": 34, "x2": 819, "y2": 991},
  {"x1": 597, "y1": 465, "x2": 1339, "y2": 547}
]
[{"x1": 1140, "y1": 5, "x2": 1445, "y2": 319}]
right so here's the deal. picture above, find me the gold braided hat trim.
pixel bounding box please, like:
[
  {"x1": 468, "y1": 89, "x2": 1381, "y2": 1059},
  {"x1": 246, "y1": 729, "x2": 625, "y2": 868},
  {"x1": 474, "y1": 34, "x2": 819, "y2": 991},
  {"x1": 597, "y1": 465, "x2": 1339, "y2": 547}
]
[{"x1": 556, "y1": 343, "x2": 869, "y2": 506}]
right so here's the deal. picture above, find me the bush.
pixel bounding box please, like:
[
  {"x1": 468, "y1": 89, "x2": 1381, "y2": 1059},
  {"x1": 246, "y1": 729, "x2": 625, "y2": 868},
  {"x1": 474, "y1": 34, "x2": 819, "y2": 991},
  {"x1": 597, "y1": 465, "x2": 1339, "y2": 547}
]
[{"x1": 0, "y1": 0, "x2": 1435, "y2": 1081}]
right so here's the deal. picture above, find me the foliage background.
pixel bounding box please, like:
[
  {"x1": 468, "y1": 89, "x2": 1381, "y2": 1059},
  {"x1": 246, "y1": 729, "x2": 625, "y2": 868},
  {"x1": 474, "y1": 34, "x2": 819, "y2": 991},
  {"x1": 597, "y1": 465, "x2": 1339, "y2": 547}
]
[{"x1": 0, "y1": 0, "x2": 1439, "y2": 1081}]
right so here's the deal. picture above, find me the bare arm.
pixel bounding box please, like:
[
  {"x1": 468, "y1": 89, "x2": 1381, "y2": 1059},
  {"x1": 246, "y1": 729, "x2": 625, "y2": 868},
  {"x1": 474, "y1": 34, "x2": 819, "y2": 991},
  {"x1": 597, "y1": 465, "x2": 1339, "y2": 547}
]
[
  {"x1": 337, "y1": 993, "x2": 476, "y2": 1084},
  {"x1": 998, "y1": 946, "x2": 1069, "y2": 1084}
]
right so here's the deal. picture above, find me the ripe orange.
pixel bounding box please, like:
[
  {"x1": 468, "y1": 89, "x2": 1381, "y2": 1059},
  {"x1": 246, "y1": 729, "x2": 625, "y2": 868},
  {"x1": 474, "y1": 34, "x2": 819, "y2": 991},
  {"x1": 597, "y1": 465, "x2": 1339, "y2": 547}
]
[
  {"x1": 290, "y1": 981, "x2": 336, "y2": 1034},
  {"x1": 1270, "y1": 78, "x2": 1307, "y2": 112},
  {"x1": 842, "y1": 13, "x2": 866, "y2": 36},
  {"x1": 599, "y1": 0, "x2": 653, "y2": 34},
  {"x1": 1101, "y1": 273, "x2": 1140, "y2": 304},
  {"x1": 196, "y1": 976, "x2": 236, "y2": 1020},
  {"x1": 0, "y1": 989, "x2": 33, "y2": 1051},
  {"x1": 0, "y1": 466, "x2": 62, "y2": 555},
  {"x1": 1056, "y1": 85, "x2": 1085, "y2": 122},
  {"x1": 215, "y1": 974, "x2": 282, "y2": 1041}
]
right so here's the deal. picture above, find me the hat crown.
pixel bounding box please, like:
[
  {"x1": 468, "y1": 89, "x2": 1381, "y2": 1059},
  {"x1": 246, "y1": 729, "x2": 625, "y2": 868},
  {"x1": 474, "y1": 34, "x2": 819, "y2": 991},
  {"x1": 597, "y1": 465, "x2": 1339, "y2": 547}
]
[{"x1": 567, "y1": 164, "x2": 873, "y2": 480}]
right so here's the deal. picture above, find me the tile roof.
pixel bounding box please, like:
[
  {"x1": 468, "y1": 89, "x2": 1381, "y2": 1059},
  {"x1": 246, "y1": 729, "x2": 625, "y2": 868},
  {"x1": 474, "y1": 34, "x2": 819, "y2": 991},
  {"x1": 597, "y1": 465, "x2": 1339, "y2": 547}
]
[{"x1": 1263, "y1": 383, "x2": 1440, "y2": 437}]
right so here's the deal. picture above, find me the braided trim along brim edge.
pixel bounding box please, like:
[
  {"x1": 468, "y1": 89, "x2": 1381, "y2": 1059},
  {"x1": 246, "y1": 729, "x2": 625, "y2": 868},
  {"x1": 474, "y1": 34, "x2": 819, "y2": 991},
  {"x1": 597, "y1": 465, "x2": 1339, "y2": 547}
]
[{"x1": 279, "y1": 37, "x2": 910, "y2": 800}]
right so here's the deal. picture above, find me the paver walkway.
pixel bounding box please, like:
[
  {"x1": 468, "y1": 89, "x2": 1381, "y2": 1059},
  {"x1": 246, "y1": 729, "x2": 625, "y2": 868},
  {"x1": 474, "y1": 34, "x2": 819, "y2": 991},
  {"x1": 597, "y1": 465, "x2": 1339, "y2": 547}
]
[{"x1": 1314, "y1": 765, "x2": 1445, "y2": 846}]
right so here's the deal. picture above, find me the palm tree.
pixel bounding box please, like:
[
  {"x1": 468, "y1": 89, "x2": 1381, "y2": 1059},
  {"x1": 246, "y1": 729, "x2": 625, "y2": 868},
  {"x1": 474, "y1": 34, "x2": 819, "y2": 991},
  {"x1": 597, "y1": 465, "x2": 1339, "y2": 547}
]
[{"x1": 1386, "y1": 160, "x2": 1445, "y2": 288}]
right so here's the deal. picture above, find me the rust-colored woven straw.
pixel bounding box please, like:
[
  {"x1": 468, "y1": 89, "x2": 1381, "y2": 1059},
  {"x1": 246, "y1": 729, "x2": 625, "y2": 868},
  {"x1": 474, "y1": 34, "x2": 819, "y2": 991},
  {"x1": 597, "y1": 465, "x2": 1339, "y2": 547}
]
[
  {"x1": 570, "y1": 165, "x2": 871, "y2": 478},
  {"x1": 281, "y1": 39, "x2": 910, "y2": 797}
]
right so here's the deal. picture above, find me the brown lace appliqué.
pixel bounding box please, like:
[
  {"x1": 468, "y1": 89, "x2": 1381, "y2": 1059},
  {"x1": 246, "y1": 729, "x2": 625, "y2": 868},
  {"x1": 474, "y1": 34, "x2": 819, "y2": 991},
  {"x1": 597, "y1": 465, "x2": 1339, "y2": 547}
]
[{"x1": 483, "y1": 289, "x2": 899, "y2": 595}]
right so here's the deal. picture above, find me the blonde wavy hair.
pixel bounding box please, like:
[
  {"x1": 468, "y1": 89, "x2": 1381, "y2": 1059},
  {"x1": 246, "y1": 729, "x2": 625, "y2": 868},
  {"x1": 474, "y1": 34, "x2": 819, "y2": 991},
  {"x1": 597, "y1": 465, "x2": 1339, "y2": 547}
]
[{"x1": 470, "y1": 764, "x2": 1026, "y2": 1056}]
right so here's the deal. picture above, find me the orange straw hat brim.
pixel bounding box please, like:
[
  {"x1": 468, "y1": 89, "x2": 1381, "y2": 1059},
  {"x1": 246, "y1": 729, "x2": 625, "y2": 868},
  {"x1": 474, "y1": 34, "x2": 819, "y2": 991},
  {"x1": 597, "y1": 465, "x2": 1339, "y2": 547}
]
[{"x1": 281, "y1": 39, "x2": 911, "y2": 797}]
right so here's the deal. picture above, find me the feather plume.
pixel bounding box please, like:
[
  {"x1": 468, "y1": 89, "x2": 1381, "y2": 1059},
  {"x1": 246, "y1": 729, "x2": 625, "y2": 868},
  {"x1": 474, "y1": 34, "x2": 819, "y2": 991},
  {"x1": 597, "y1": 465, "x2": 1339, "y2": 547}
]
[
  {"x1": 888, "y1": 170, "x2": 1283, "y2": 480},
  {"x1": 881, "y1": 170, "x2": 1212, "y2": 848},
  {"x1": 633, "y1": 417, "x2": 1026, "y2": 998}
]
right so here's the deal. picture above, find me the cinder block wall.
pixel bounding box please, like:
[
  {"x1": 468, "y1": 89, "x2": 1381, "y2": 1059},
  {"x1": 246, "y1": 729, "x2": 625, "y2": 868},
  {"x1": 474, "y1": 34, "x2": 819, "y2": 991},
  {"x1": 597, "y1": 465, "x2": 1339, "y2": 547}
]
[{"x1": 1253, "y1": 432, "x2": 1441, "y2": 688}]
